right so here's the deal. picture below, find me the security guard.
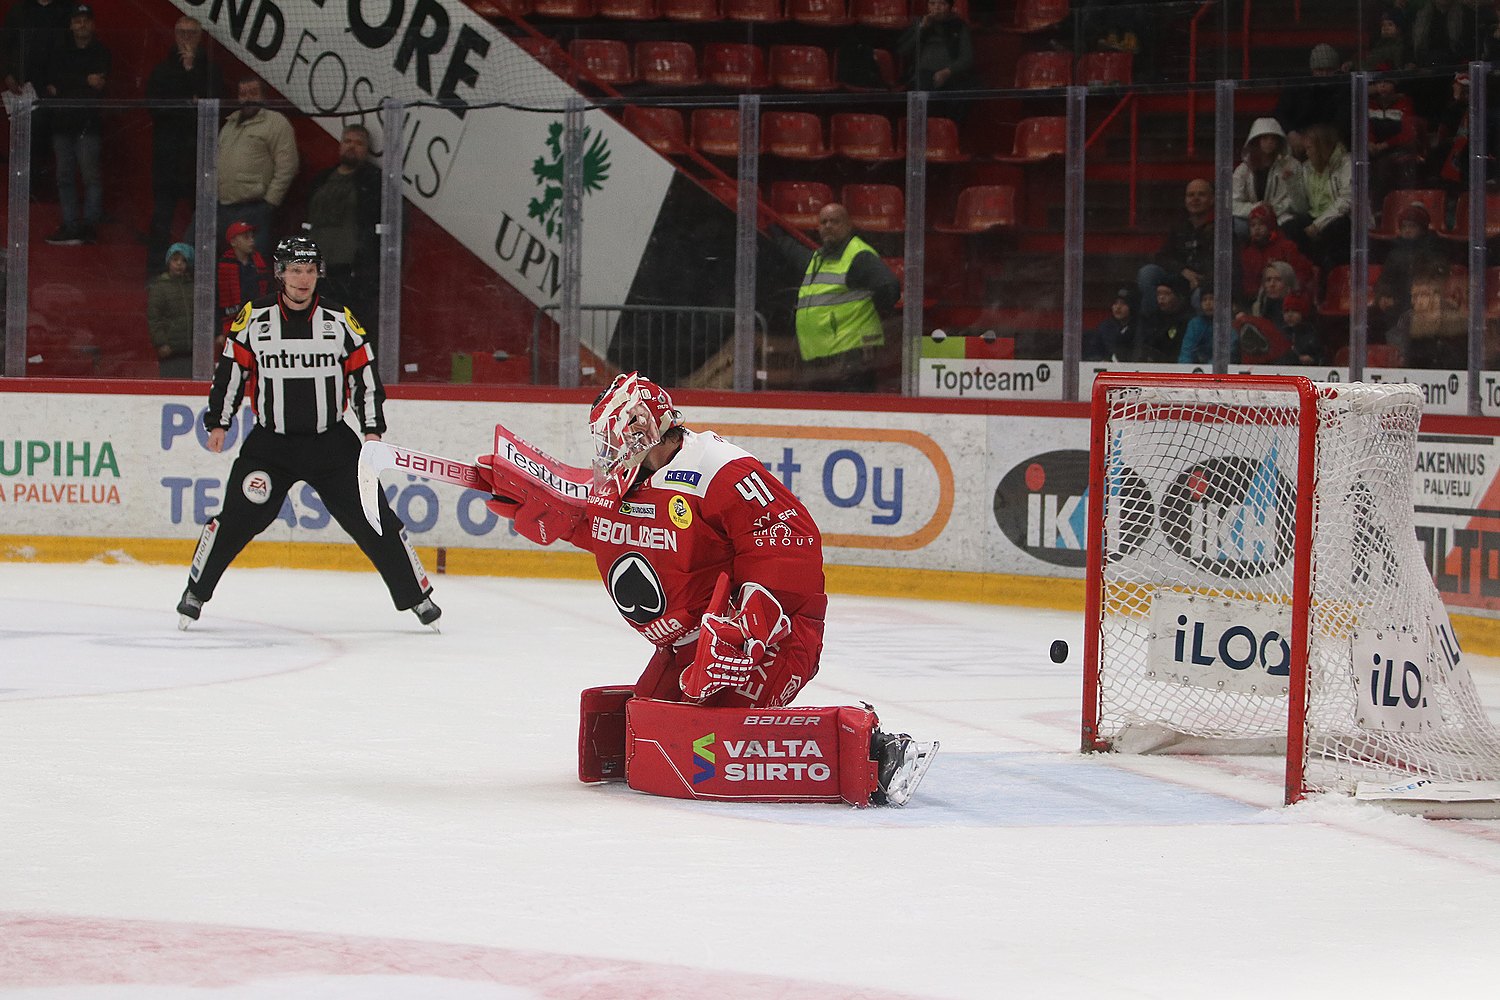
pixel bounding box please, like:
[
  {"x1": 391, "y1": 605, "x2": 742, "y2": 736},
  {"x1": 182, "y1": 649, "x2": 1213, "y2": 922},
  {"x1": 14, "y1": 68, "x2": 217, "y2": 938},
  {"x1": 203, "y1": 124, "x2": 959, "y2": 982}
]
[
  {"x1": 788, "y1": 202, "x2": 901, "y2": 392},
  {"x1": 177, "y1": 236, "x2": 440, "y2": 630}
]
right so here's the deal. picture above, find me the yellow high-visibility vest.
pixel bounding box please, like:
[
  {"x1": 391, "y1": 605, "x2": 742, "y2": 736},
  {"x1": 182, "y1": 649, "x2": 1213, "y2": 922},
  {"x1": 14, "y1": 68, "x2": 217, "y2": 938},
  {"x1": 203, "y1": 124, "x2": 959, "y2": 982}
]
[{"x1": 795, "y1": 237, "x2": 884, "y2": 361}]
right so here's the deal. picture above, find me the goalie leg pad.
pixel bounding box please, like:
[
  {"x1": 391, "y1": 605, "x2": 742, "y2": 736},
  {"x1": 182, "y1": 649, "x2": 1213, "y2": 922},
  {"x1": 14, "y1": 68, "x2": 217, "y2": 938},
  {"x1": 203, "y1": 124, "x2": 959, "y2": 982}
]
[
  {"x1": 624, "y1": 698, "x2": 880, "y2": 806},
  {"x1": 579, "y1": 686, "x2": 635, "y2": 783}
]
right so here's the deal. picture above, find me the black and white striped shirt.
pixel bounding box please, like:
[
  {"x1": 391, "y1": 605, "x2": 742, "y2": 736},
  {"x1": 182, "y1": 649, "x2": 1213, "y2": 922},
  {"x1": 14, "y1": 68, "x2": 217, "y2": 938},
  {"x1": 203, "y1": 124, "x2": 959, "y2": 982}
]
[{"x1": 205, "y1": 293, "x2": 385, "y2": 436}]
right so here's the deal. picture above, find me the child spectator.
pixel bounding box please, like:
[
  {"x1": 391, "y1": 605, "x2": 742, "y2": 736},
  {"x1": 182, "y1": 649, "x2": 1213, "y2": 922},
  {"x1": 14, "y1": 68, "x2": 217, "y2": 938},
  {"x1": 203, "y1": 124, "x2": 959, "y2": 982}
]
[
  {"x1": 1140, "y1": 274, "x2": 1194, "y2": 362},
  {"x1": 1231, "y1": 119, "x2": 1306, "y2": 241},
  {"x1": 1381, "y1": 200, "x2": 1450, "y2": 295},
  {"x1": 1366, "y1": 7, "x2": 1414, "y2": 71},
  {"x1": 147, "y1": 242, "x2": 194, "y2": 378},
  {"x1": 1367, "y1": 72, "x2": 1423, "y2": 208},
  {"x1": 1240, "y1": 203, "x2": 1316, "y2": 305},
  {"x1": 1177, "y1": 286, "x2": 1224, "y2": 365},
  {"x1": 1279, "y1": 291, "x2": 1324, "y2": 366},
  {"x1": 216, "y1": 219, "x2": 270, "y2": 346},
  {"x1": 1083, "y1": 286, "x2": 1136, "y2": 362},
  {"x1": 1388, "y1": 265, "x2": 1467, "y2": 368},
  {"x1": 1369, "y1": 272, "x2": 1408, "y2": 345}
]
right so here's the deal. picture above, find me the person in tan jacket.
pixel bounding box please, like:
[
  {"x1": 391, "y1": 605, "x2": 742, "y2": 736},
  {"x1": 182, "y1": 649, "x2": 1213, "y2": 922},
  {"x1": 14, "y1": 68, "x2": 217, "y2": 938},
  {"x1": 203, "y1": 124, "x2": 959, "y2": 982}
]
[{"x1": 216, "y1": 75, "x2": 297, "y2": 257}]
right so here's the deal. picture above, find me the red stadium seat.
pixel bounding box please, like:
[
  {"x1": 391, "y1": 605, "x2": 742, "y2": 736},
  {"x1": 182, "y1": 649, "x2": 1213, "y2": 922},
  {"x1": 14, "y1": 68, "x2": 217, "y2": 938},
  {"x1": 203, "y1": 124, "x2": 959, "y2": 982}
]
[
  {"x1": 597, "y1": 0, "x2": 658, "y2": 17},
  {"x1": 770, "y1": 180, "x2": 834, "y2": 228},
  {"x1": 850, "y1": 0, "x2": 907, "y2": 28},
  {"x1": 691, "y1": 108, "x2": 743, "y2": 157},
  {"x1": 700, "y1": 178, "x2": 742, "y2": 207},
  {"x1": 843, "y1": 183, "x2": 905, "y2": 232},
  {"x1": 661, "y1": 0, "x2": 720, "y2": 17},
  {"x1": 514, "y1": 36, "x2": 570, "y2": 76},
  {"x1": 787, "y1": 0, "x2": 849, "y2": 25},
  {"x1": 1006, "y1": 0, "x2": 1069, "y2": 32},
  {"x1": 1335, "y1": 343, "x2": 1403, "y2": 367},
  {"x1": 724, "y1": 0, "x2": 784, "y2": 21},
  {"x1": 770, "y1": 44, "x2": 837, "y2": 92},
  {"x1": 1014, "y1": 50, "x2": 1072, "y2": 89},
  {"x1": 899, "y1": 116, "x2": 968, "y2": 162},
  {"x1": 1076, "y1": 51, "x2": 1132, "y2": 86},
  {"x1": 830, "y1": 113, "x2": 901, "y2": 161},
  {"x1": 1438, "y1": 193, "x2": 1500, "y2": 241},
  {"x1": 839, "y1": 47, "x2": 897, "y2": 92},
  {"x1": 933, "y1": 185, "x2": 1018, "y2": 233},
  {"x1": 532, "y1": 0, "x2": 596, "y2": 16},
  {"x1": 702, "y1": 43, "x2": 769, "y2": 90},
  {"x1": 1318, "y1": 265, "x2": 1382, "y2": 317},
  {"x1": 762, "y1": 111, "x2": 834, "y2": 159},
  {"x1": 1371, "y1": 189, "x2": 1448, "y2": 240},
  {"x1": 568, "y1": 39, "x2": 635, "y2": 86},
  {"x1": 993, "y1": 116, "x2": 1067, "y2": 163},
  {"x1": 635, "y1": 41, "x2": 702, "y2": 87},
  {"x1": 624, "y1": 105, "x2": 689, "y2": 155},
  {"x1": 472, "y1": 0, "x2": 534, "y2": 18}
]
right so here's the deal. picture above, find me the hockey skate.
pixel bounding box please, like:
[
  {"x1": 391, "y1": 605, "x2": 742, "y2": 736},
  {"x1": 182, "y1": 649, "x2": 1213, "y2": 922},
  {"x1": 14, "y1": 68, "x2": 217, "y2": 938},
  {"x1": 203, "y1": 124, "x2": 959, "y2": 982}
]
[
  {"x1": 176, "y1": 589, "x2": 203, "y2": 631},
  {"x1": 412, "y1": 597, "x2": 442, "y2": 631},
  {"x1": 872, "y1": 731, "x2": 939, "y2": 807}
]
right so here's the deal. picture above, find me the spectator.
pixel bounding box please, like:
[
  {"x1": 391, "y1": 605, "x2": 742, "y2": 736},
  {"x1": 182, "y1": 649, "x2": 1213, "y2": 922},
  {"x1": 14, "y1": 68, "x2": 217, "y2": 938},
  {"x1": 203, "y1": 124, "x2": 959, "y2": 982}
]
[
  {"x1": 1367, "y1": 72, "x2": 1424, "y2": 208},
  {"x1": 897, "y1": 0, "x2": 975, "y2": 120},
  {"x1": 1279, "y1": 291, "x2": 1324, "y2": 366},
  {"x1": 2, "y1": 0, "x2": 71, "y2": 195},
  {"x1": 1230, "y1": 118, "x2": 1306, "y2": 241},
  {"x1": 1136, "y1": 178, "x2": 1215, "y2": 319},
  {"x1": 1273, "y1": 43, "x2": 1351, "y2": 159},
  {"x1": 1283, "y1": 123, "x2": 1354, "y2": 272},
  {"x1": 145, "y1": 15, "x2": 218, "y2": 278},
  {"x1": 1366, "y1": 7, "x2": 1415, "y2": 71},
  {"x1": 1424, "y1": 71, "x2": 1490, "y2": 219},
  {"x1": 1380, "y1": 200, "x2": 1450, "y2": 294},
  {"x1": 1138, "y1": 273, "x2": 1193, "y2": 362},
  {"x1": 217, "y1": 220, "x2": 270, "y2": 347},
  {"x1": 1083, "y1": 285, "x2": 1136, "y2": 362},
  {"x1": 217, "y1": 76, "x2": 298, "y2": 257},
  {"x1": 1244, "y1": 260, "x2": 1301, "y2": 327},
  {"x1": 1411, "y1": 0, "x2": 1477, "y2": 119},
  {"x1": 1369, "y1": 272, "x2": 1409, "y2": 345},
  {"x1": 1388, "y1": 265, "x2": 1467, "y2": 368},
  {"x1": 147, "y1": 242, "x2": 194, "y2": 379},
  {"x1": 306, "y1": 124, "x2": 382, "y2": 344},
  {"x1": 1177, "y1": 285, "x2": 1223, "y2": 365},
  {"x1": 42, "y1": 3, "x2": 107, "y2": 246},
  {"x1": 1240, "y1": 203, "x2": 1315, "y2": 306},
  {"x1": 778, "y1": 202, "x2": 901, "y2": 392}
]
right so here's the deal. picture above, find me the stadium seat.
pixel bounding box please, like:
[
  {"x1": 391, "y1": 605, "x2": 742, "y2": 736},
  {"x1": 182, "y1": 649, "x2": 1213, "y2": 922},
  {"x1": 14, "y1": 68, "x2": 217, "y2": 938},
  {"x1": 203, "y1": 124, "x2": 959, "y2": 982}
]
[
  {"x1": 635, "y1": 41, "x2": 702, "y2": 87},
  {"x1": 700, "y1": 177, "x2": 741, "y2": 207},
  {"x1": 993, "y1": 116, "x2": 1067, "y2": 163},
  {"x1": 1334, "y1": 343, "x2": 1403, "y2": 367},
  {"x1": 769, "y1": 44, "x2": 837, "y2": 91},
  {"x1": 762, "y1": 111, "x2": 834, "y2": 159},
  {"x1": 843, "y1": 183, "x2": 905, "y2": 232},
  {"x1": 1318, "y1": 265, "x2": 1382, "y2": 317},
  {"x1": 568, "y1": 39, "x2": 635, "y2": 86},
  {"x1": 661, "y1": 0, "x2": 719, "y2": 17},
  {"x1": 532, "y1": 0, "x2": 596, "y2": 16},
  {"x1": 787, "y1": 0, "x2": 850, "y2": 25},
  {"x1": 624, "y1": 105, "x2": 689, "y2": 155},
  {"x1": 472, "y1": 0, "x2": 534, "y2": 17},
  {"x1": 933, "y1": 185, "x2": 1018, "y2": 233},
  {"x1": 830, "y1": 113, "x2": 901, "y2": 161},
  {"x1": 1371, "y1": 189, "x2": 1448, "y2": 240},
  {"x1": 1005, "y1": 0, "x2": 1069, "y2": 33},
  {"x1": 770, "y1": 180, "x2": 834, "y2": 228},
  {"x1": 900, "y1": 116, "x2": 968, "y2": 162},
  {"x1": 702, "y1": 43, "x2": 769, "y2": 90},
  {"x1": 850, "y1": 0, "x2": 907, "y2": 28},
  {"x1": 514, "y1": 36, "x2": 570, "y2": 76},
  {"x1": 1438, "y1": 193, "x2": 1500, "y2": 241},
  {"x1": 1014, "y1": 50, "x2": 1072, "y2": 89},
  {"x1": 691, "y1": 108, "x2": 743, "y2": 157},
  {"x1": 839, "y1": 47, "x2": 897, "y2": 92},
  {"x1": 724, "y1": 0, "x2": 784, "y2": 21},
  {"x1": 597, "y1": 0, "x2": 658, "y2": 17},
  {"x1": 1076, "y1": 51, "x2": 1132, "y2": 86}
]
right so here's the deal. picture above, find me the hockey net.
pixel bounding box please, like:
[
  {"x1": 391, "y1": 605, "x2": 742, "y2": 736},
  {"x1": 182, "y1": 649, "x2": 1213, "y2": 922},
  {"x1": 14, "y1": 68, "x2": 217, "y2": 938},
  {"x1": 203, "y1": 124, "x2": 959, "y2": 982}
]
[{"x1": 1083, "y1": 374, "x2": 1500, "y2": 810}]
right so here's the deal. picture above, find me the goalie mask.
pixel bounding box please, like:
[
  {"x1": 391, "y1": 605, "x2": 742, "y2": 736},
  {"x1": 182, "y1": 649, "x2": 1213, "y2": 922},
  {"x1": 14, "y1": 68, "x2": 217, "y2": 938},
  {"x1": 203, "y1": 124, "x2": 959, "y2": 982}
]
[
  {"x1": 590, "y1": 372, "x2": 682, "y2": 496},
  {"x1": 273, "y1": 236, "x2": 325, "y2": 279}
]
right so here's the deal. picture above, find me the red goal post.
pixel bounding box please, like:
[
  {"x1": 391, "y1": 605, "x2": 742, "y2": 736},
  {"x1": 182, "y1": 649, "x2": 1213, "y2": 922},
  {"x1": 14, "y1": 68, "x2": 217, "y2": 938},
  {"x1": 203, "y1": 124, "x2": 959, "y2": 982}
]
[{"x1": 1082, "y1": 373, "x2": 1500, "y2": 814}]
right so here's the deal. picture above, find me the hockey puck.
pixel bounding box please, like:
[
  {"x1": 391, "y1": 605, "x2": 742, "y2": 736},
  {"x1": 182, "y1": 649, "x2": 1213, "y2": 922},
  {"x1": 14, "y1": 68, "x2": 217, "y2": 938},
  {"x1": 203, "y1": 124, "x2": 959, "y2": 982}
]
[{"x1": 1049, "y1": 639, "x2": 1069, "y2": 663}]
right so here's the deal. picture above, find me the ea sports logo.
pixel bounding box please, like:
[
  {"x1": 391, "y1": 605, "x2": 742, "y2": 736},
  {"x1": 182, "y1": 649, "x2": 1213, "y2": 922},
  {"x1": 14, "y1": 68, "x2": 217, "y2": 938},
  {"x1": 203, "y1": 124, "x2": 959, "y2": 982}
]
[
  {"x1": 606, "y1": 552, "x2": 666, "y2": 625},
  {"x1": 242, "y1": 470, "x2": 273, "y2": 504}
]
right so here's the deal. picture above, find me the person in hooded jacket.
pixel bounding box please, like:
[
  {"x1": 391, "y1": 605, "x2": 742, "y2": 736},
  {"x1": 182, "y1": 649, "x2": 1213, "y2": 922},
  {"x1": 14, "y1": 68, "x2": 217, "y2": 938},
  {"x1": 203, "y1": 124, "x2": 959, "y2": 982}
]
[{"x1": 1231, "y1": 118, "x2": 1306, "y2": 242}]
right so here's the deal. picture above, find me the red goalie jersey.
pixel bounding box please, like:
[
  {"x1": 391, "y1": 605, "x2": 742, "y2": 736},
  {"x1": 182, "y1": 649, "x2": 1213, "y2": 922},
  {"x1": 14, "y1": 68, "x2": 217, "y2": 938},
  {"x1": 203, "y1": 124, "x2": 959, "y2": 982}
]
[{"x1": 576, "y1": 429, "x2": 826, "y2": 643}]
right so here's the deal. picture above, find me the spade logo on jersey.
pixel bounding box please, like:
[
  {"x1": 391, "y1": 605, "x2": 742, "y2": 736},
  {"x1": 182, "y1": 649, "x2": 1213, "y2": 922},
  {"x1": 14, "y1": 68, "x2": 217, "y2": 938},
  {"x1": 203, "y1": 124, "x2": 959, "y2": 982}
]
[{"x1": 607, "y1": 552, "x2": 667, "y2": 625}]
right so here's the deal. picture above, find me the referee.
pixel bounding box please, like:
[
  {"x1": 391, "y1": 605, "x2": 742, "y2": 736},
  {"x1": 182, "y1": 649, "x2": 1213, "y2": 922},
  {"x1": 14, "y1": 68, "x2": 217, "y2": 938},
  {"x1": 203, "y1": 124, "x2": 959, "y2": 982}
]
[{"x1": 177, "y1": 236, "x2": 440, "y2": 630}]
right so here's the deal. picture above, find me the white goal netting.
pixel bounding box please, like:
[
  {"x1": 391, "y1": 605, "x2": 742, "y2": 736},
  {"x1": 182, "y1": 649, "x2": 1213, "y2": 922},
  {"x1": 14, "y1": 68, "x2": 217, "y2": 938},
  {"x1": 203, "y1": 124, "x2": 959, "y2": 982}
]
[{"x1": 1089, "y1": 377, "x2": 1500, "y2": 801}]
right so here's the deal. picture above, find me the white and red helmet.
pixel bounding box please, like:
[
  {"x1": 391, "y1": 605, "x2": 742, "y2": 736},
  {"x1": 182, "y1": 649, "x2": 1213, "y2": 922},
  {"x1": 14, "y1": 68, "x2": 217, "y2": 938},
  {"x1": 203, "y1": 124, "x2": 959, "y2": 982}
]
[{"x1": 590, "y1": 372, "x2": 682, "y2": 496}]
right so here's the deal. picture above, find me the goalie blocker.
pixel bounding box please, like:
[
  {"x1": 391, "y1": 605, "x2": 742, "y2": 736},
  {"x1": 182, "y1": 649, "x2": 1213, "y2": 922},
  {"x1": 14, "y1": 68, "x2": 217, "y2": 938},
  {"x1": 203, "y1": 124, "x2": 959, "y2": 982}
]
[{"x1": 580, "y1": 688, "x2": 935, "y2": 807}]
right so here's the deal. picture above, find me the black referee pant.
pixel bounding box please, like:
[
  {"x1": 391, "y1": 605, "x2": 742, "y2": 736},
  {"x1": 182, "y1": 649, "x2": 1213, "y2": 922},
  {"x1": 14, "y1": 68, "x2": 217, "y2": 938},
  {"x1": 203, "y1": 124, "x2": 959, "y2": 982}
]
[{"x1": 187, "y1": 423, "x2": 430, "y2": 610}]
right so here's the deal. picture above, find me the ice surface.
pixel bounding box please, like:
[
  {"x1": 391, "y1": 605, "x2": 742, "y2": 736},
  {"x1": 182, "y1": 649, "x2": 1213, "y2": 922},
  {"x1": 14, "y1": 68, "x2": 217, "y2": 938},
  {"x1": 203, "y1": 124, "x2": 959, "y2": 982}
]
[{"x1": 3, "y1": 562, "x2": 1500, "y2": 999}]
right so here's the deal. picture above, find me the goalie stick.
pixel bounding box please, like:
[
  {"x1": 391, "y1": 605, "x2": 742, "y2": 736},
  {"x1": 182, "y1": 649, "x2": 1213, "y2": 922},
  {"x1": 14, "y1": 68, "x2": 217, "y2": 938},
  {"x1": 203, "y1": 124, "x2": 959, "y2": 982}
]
[{"x1": 357, "y1": 425, "x2": 591, "y2": 534}]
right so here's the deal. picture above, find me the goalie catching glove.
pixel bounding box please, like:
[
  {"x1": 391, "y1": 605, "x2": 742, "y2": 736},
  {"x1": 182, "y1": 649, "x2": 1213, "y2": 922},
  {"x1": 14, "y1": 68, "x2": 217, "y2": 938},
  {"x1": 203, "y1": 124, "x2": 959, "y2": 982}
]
[
  {"x1": 476, "y1": 426, "x2": 592, "y2": 547},
  {"x1": 680, "y1": 581, "x2": 792, "y2": 700}
]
